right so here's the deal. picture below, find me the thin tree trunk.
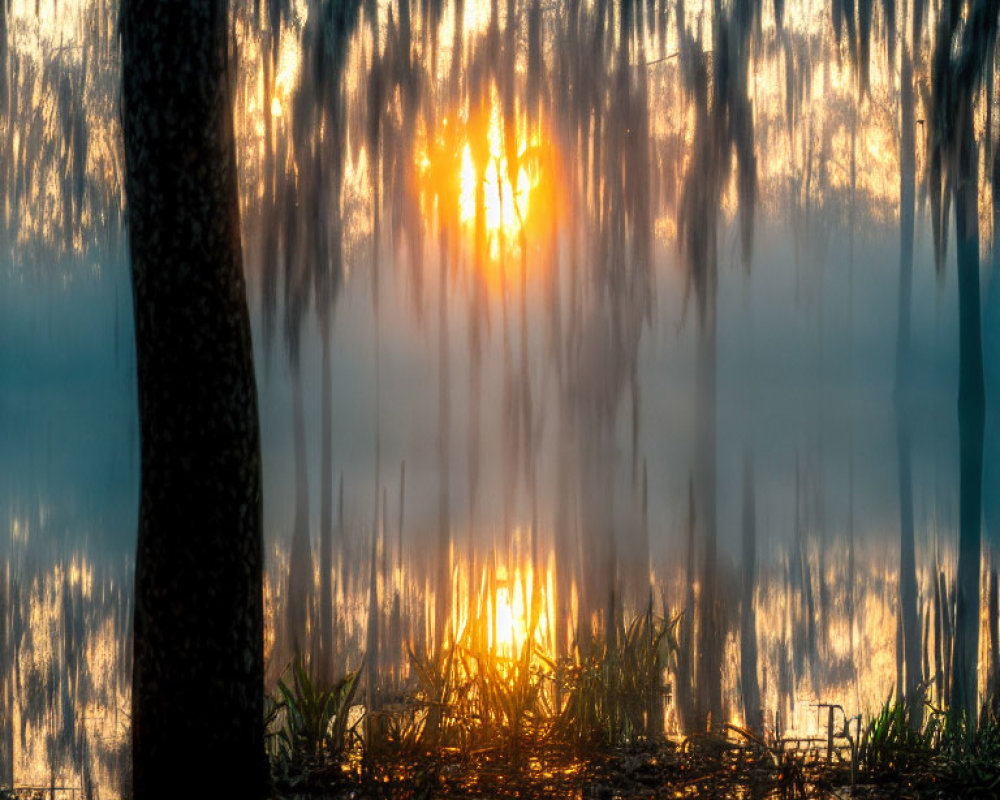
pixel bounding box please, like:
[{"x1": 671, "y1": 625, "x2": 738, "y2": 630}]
[
  {"x1": 334, "y1": 473, "x2": 345, "y2": 677},
  {"x1": 0, "y1": 0, "x2": 7, "y2": 113},
  {"x1": 950, "y1": 96, "x2": 986, "y2": 727},
  {"x1": 989, "y1": 565, "x2": 999, "y2": 701},
  {"x1": 896, "y1": 607, "x2": 905, "y2": 702},
  {"x1": 0, "y1": 566, "x2": 11, "y2": 789},
  {"x1": 897, "y1": 47, "x2": 922, "y2": 716},
  {"x1": 937, "y1": 566, "x2": 950, "y2": 706},
  {"x1": 287, "y1": 363, "x2": 312, "y2": 658},
  {"x1": 389, "y1": 461, "x2": 405, "y2": 685},
  {"x1": 468, "y1": 114, "x2": 486, "y2": 576},
  {"x1": 363, "y1": 496, "x2": 380, "y2": 754},
  {"x1": 847, "y1": 444, "x2": 857, "y2": 688},
  {"x1": 317, "y1": 319, "x2": 334, "y2": 685},
  {"x1": 121, "y1": 0, "x2": 266, "y2": 794},
  {"x1": 695, "y1": 311, "x2": 720, "y2": 731},
  {"x1": 674, "y1": 479, "x2": 697, "y2": 732},
  {"x1": 741, "y1": 452, "x2": 762, "y2": 731},
  {"x1": 554, "y1": 406, "x2": 572, "y2": 712},
  {"x1": 923, "y1": 604, "x2": 932, "y2": 697},
  {"x1": 802, "y1": 533, "x2": 818, "y2": 691},
  {"x1": 642, "y1": 461, "x2": 661, "y2": 735},
  {"x1": 436, "y1": 232, "x2": 451, "y2": 651}
]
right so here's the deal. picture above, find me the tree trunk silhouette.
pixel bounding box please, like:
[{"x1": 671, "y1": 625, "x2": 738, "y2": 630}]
[
  {"x1": 316, "y1": 326, "x2": 335, "y2": 685},
  {"x1": 988, "y1": 565, "x2": 999, "y2": 700},
  {"x1": 121, "y1": 0, "x2": 266, "y2": 796},
  {"x1": 950, "y1": 94, "x2": 986, "y2": 726},
  {"x1": 741, "y1": 452, "x2": 762, "y2": 731},
  {"x1": 674, "y1": 479, "x2": 698, "y2": 731},
  {"x1": 0, "y1": 0, "x2": 7, "y2": 121},
  {"x1": 287, "y1": 362, "x2": 313, "y2": 657},
  {"x1": 925, "y1": 0, "x2": 995, "y2": 725},
  {"x1": 0, "y1": 568, "x2": 12, "y2": 789},
  {"x1": 695, "y1": 317, "x2": 721, "y2": 730},
  {"x1": 436, "y1": 232, "x2": 451, "y2": 651},
  {"x1": 896, "y1": 47, "x2": 922, "y2": 715}
]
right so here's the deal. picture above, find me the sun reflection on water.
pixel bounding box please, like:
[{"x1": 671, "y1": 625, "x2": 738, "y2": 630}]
[{"x1": 1, "y1": 503, "x2": 993, "y2": 799}]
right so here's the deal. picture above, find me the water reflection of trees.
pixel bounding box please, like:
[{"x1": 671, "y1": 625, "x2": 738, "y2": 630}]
[
  {"x1": 5, "y1": 0, "x2": 1000, "y2": 790},
  {"x1": 0, "y1": 1, "x2": 123, "y2": 270}
]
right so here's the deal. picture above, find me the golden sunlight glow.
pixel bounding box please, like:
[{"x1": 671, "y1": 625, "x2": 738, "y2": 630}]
[
  {"x1": 8, "y1": 538, "x2": 129, "y2": 800},
  {"x1": 491, "y1": 582, "x2": 519, "y2": 652},
  {"x1": 457, "y1": 102, "x2": 534, "y2": 254},
  {"x1": 11, "y1": 0, "x2": 89, "y2": 48},
  {"x1": 420, "y1": 89, "x2": 558, "y2": 287},
  {"x1": 488, "y1": 566, "x2": 534, "y2": 657},
  {"x1": 266, "y1": 36, "x2": 301, "y2": 120},
  {"x1": 443, "y1": 551, "x2": 555, "y2": 671}
]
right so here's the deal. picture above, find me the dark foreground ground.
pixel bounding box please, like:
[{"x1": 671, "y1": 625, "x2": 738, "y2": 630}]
[
  {"x1": 271, "y1": 736, "x2": 996, "y2": 800},
  {"x1": 1, "y1": 736, "x2": 983, "y2": 799}
]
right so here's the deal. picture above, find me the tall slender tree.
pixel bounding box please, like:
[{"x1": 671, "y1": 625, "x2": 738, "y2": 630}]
[
  {"x1": 926, "y1": 0, "x2": 995, "y2": 727},
  {"x1": 740, "y1": 453, "x2": 762, "y2": 731},
  {"x1": 121, "y1": 1, "x2": 266, "y2": 797},
  {"x1": 676, "y1": 0, "x2": 758, "y2": 730},
  {"x1": 896, "y1": 41, "x2": 922, "y2": 715}
]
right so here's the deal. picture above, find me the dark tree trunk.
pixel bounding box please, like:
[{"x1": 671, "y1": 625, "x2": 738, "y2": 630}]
[
  {"x1": 0, "y1": 568, "x2": 12, "y2": 789},
  {"x1": 939, "y1": 567, "x2": 953, "y2": 706},
  {"x1": 0, "y1": 0, "x2": 7, "y2": 118},
  {"x1": 0, "y1": 0, "x2": 8, "y2": 116},
  {"x1": 989, "y1": 566, "x2": 1000, "y2": 699},
  {"x1": 317, "y1": 325, "x2": 335, "y2": 686},
  {"x1": 436, "y1": 233, "x2": 451, "y2": 651},
  {"x1": 287, "y1": 362, "x2": 313, "y2": 658},
  {"x1": 847, "y1": 445, "x2": 858, "y2": 691},
  {"x1": 896, "y1": 48, "x2": 922, "y2": 715},
  {"x1": 121, "y1": 1, "x2": 266, "y2": 797},
  {"x1": 389, "y1": 461, "x2": 405, "y2": 684},
  {"x1": 740, "y1": 453, "x2": 762, "y2": 731},
  {"x1": 674, "y1": 479, "x2": 698, "y2": 731},
  {"x1": 950, "y1": 94, "x2": 986, "y2": 726},
  {"x1": 695, "y1": 314, "x2": 721, "y2": 730}
]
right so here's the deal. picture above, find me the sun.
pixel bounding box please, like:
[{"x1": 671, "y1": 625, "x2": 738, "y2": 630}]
[
  {"x1": 490, "y1": 578, "x2": 525, "y2": 657},
  {"x1": 419, "y1": 90, "x2": 558, "y2": 283},
  {"x1": 457, "y1": 101, "x2": 534, "y2": 257},
  {"x1": 486, "y1": 562, "x2": 553, "y2": 660}
]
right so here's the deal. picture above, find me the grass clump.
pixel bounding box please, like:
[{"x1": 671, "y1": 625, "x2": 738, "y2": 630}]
[
  {"x1": 931, "y1": 702, "x2": 1000, "y2": 794},
  {"x1": 263, "y1": 599, "x2": 1000, "y2": 798},
  {"x1": 856, "y1": 690, "x2": 937, "y2": 778},
  {"x1": 266, "y1": 657, "x2": 361, "y2": 791},
  {"x1": 382, "y1": 567, "x2": 556, "y2": 761},
  {"x1": 852, "y1": 690, "x2": 1000, "y2": 795},
  {"x1": 556, "y1": 607, "x2": 679, "y2": 747},
  {"x1": 265, "y1": 603, "x2": 678, "y2": 779}
]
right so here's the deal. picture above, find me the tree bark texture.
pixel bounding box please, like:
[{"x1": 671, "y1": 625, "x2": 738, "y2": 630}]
[{"x1": 121, "y1": 1, "x2": 266, "y2": 796}]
